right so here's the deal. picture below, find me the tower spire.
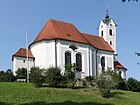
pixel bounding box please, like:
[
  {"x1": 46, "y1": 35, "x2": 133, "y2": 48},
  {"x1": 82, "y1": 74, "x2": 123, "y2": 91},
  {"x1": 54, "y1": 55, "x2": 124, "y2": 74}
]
[{"x1": 105, "y1": 6, "x2": 109, "y2": 20}]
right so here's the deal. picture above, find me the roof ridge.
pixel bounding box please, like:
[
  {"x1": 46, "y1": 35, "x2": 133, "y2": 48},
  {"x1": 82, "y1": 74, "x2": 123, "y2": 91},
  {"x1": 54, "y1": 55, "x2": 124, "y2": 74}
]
[{"x1": 49, "y1": 19, "x2": 74, "y2": 26}]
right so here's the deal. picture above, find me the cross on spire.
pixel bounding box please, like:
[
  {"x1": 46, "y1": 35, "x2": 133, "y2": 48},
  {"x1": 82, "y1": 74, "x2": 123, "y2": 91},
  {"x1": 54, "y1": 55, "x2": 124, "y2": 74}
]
[{"x1": 105, "y1": 6, "x2": 109, "y2": 20}]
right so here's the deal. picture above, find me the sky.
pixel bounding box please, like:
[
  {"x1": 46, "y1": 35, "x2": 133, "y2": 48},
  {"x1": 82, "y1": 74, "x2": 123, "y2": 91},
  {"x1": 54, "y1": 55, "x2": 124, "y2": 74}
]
[{"x1": 0, "y1": 0, "x2": 140, "y2": 80}]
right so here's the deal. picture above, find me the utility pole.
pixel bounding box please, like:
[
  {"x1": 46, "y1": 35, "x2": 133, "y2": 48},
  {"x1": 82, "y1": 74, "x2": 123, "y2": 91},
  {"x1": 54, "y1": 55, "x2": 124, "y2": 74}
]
[{"x1": 26, "y1": 32, "x2": 29, "y2": 82}]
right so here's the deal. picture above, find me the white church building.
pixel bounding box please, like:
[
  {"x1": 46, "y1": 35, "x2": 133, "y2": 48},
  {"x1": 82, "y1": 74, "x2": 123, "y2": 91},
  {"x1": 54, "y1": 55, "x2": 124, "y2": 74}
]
[{"x1": 12, "y1": 10, "x2": 127, "y2": 79}]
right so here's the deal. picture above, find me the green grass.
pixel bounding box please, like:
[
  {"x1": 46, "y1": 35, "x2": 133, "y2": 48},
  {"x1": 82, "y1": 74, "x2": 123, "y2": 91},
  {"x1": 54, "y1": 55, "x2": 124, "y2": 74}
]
[{"x1": 0, "y1": 82, "x2": 140, "y2": 105}]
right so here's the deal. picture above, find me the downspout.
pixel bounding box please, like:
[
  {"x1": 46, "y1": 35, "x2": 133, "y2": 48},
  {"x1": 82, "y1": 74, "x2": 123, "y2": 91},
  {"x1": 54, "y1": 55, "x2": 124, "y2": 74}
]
[
  {"x1": 55, "y1": 39, "x2": 57, "y2": 67},
  {"x1": 96, "y1": 49, "x2": 99, "y2": 78}
]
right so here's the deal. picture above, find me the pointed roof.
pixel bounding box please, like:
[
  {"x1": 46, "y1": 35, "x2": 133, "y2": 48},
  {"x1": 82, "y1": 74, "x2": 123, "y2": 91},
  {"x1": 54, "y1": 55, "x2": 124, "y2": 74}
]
[
  {"x1": 12, "y1": 48, "x2": 35, "y2": 61},
  {"x1": 33, "y1": 19, "x2": 89, "y2": 44},
  {"x1": 82, "y1": 33, "x2": 114, "y2": 52},
  {"x1": 114, "y1": 61, "x2": 127, "y2": 70}
]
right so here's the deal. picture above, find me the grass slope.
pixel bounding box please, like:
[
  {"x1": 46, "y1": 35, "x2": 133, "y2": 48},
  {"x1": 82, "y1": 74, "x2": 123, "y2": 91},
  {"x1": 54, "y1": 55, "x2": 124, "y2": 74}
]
[{"x1": 0, "y1": 82, "x2": 140, "y2": 105}]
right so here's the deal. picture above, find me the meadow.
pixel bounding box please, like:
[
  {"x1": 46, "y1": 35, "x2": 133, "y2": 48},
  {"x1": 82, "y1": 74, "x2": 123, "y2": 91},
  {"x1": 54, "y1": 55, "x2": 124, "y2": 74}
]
[{"x1": 0, "y1": 82, "x2": 140, "y2": 105}]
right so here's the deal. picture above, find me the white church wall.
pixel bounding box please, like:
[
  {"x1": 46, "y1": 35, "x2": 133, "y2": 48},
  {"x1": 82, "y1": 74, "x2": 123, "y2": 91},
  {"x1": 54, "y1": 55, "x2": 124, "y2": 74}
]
[
  {"x1": 13, "y1": 57, "x2": 34, "y2": 75},
  {"x1": 30, "y1": 40, "x2": 55, "y2": 69},
  {"x1": 97, "y1": 50, "x2": 114, "y2": 75},
  {"x1": 58, "y1": 40, "x2": 89, "y2": 79}
]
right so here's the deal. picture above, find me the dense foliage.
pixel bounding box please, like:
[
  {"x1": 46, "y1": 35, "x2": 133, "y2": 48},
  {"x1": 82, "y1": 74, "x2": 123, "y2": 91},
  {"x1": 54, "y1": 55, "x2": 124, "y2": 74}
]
[
  {"x1": 127, "y1": 77, "x2": 140, "y2": 92},
  {"x1": 16, "y1": 68, "x2": 27, "y2": 79},
  {"x1": 64, "y1": 64, "x2": 76, "y2": 88},
  {"x1": 0, "y1": 69, "x2": 15, "y2": 82},
  {"x1": 45, "y1": 67, "x2": 62, "y2": 87},
  {"x1": 30, "y1": 67, "x2": 44, "y2": 88}
]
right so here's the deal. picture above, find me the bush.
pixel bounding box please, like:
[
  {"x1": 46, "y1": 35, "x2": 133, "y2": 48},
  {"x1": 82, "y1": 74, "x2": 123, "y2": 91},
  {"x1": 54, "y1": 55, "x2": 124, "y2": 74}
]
[
  {"x1": 16, "y1": 68, "x2": 27, "y2": 79},
  {"x1": 127, "y1": 77, "x2": 140, "y2": 92},
  {"x1": 85, "y1": 76, "x2": 95, "y2": 87},
  {"x1": 112, "y1": 72, "x2": 127, "y2": 90},
  {"x1": 45, "y1": 67, "x2": 62, "y2": 87},
  {"x1": 30, "y1": 67, "x2": 44, "y2": 88},
  {"x1": 0, "y1": 69, "x2": 15, "y2": 82},
  {"x1": 95, "y1": 69, "x2": 113, "y2": 97},
  {"x1": 64, "y1": 64, "x2": 76, "y2": 88}
]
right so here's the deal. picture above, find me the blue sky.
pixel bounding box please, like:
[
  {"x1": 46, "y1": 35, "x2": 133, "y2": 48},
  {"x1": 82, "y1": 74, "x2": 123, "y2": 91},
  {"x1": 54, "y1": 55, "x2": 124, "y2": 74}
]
[{"x1": 0, "y1": 0, "x2": 140, "y2": 80}]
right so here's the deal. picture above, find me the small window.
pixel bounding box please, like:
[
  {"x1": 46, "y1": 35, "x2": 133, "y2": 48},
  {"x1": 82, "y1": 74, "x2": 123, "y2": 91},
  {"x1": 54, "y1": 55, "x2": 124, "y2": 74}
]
[
  {"x1": 109, "y1": 29, "x2": 112, "y2": 36},
  {"x1": 67, "y1": 34, "x2": 71, "y2": 36},
  {"x1": 101, "y1": 31, "x2": 103, "y2": 36},
  {"x1": 110, "y1": 41, "x2": 112, "y2": 45},
  {"x1": 23, "y1": 60, "x2": 25, "y2": 63},
  {"x1": 69, "y1": 45, "x2": 77, "y2": 51},
  {"x1": 110, "y1": 24, "x2": 112, "y2": 26}
]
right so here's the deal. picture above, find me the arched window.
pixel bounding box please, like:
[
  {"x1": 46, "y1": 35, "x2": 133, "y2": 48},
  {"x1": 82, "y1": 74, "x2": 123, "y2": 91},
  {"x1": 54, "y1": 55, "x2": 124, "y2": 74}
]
[
  {"x1": 65, "y1": 52, "x2": 71, "y2": 65},
  {"x1": 101, "y1": 31, "x2": 103, "y2": 36},
  {"x1": 109, "y1": 29, "x2": 112, "y2": 36},
  {"x1": 76, "y1": 53, "x2": 82, "y2": 71},
  {"x1": 101, "y1": 56, "x2": 105, "y2": 72}
]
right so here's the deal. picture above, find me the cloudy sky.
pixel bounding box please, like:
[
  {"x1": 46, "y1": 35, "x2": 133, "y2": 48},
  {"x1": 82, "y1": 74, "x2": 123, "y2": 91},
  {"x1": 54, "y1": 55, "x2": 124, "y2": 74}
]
[{"x1": 0, "y1": 0, "x2": 140, "y2": 80}]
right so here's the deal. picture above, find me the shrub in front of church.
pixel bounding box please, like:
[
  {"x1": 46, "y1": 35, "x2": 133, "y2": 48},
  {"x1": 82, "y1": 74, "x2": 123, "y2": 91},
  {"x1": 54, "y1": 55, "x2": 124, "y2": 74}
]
[
  {"x1": 85, "y1": 76, "x2": 96, "y2": 87},
  {"x1": 64, "y1": 64, "x2": 76, "y2": 88},
  {"x1": 30, "y1": 67, "x2": 44, "y2": 88},
  {"x1": 16, "y1": 68, "x2": 27, "y2": 79},
  {"x1": 95, "y1": 70, "x2": 114, "y2": 97},
  {"x1": 112, "y1": 72, "x2": 127, "y2": 90},
  {"x1": 45, "y1": 67, "x2": 62, "y2": 87}
]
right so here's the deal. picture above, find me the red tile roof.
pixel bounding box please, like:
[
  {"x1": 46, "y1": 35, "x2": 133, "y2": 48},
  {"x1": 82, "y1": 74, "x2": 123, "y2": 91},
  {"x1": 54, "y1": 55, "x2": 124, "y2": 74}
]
[
  {"x1": 82, "y1": 33, "x2": 114, "y2": 52},
  {"x1": 30, "y1": 19, "x2": 114, "y2": 52},
  {"x1": 33, "y1": 19, "x2": 89, "y2": 44},
  {"x1": 12, "y1": 48, "x2": 35, "y2": 61},
  {"x1": 114, "y1": 61, "x2": 127, "y2": 70}
]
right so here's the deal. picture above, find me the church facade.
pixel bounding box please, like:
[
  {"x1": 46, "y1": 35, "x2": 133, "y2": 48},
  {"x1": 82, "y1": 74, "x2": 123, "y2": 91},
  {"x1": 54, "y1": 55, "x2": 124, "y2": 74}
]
[{"x1": 12, "y1": 11, "x2": 127, "y2": 79}]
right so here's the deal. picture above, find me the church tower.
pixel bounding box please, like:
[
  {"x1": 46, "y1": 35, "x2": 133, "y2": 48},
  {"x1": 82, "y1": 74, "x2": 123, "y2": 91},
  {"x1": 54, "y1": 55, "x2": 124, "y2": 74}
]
[{"x1": 99, "y1": 9, "x2": 117, "y2": 54}]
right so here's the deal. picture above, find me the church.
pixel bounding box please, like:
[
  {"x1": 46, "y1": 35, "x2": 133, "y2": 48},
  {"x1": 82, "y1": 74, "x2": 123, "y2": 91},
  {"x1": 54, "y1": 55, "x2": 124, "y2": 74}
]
[{"x1": 12, "y1": 10, "x2": 127, "y2": 79}]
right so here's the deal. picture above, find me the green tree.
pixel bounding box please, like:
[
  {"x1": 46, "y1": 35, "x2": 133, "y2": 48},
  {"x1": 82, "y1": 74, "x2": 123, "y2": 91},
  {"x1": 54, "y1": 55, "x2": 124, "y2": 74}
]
[
  {"x1": 16, "y1": 68, "x2": 27, "y2": 79},
  {"x1": 45, "y1": 67, "x2": 62, "y2": 87},
  {"x1": 0, "y1": 69, "x2": 15, "y2": 82},
  {"x1": 64, "y1": 64, "x2": 76, "y2": 88},
  {"x1": 30, "y1": 67, "x2": 44, "y2": 88},
  {"x1": 95, "y1": 69, "x2": 114, "y2": 97}
]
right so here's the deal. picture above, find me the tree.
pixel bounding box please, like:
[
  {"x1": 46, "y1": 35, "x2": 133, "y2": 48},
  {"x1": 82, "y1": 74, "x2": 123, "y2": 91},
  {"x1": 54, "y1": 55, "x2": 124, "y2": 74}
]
[
  {"x1": 45, "y1": 67, "x2": 62, "y2": 87},
  {"x1": 16, "y1": 68, "x2": 27, "y2": 79},
  {"x1": 122, "y1": 0, "x2": 138, "y2": 2},
  {"x1": 30, "y1": 67, "x2": 44, "y2": 88},
  {"x1": 95, "y1": 69, "x2": 114, "y2": 97},
  {"x1": 0, "y1": 69, "x2": 15, "y2": 82},
  {"x1": 64, "y1": 64, "x2": 76, "y2": 88}
]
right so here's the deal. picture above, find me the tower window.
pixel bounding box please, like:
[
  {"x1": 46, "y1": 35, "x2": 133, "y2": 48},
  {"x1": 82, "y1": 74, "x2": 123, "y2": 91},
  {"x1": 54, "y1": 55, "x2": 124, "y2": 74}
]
[
  {"x1": 101, "y1": 31, "x2": 103, "y2": 36},
  {"x1": 109, "y1": 29, "x2": 112, "y2": 36},
  {"x1": 110, "y1": 41, "x2": 112, "y2": 45},
  {"x1": 23, "y1": 60, "x2": 25, "y2": 63}
]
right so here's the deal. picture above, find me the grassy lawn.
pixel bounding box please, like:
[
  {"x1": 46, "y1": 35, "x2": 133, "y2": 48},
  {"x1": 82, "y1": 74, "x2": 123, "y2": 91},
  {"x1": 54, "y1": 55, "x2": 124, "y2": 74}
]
[{"x1": 0, "y1": 82, "x2": 140, "y2": 105}]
